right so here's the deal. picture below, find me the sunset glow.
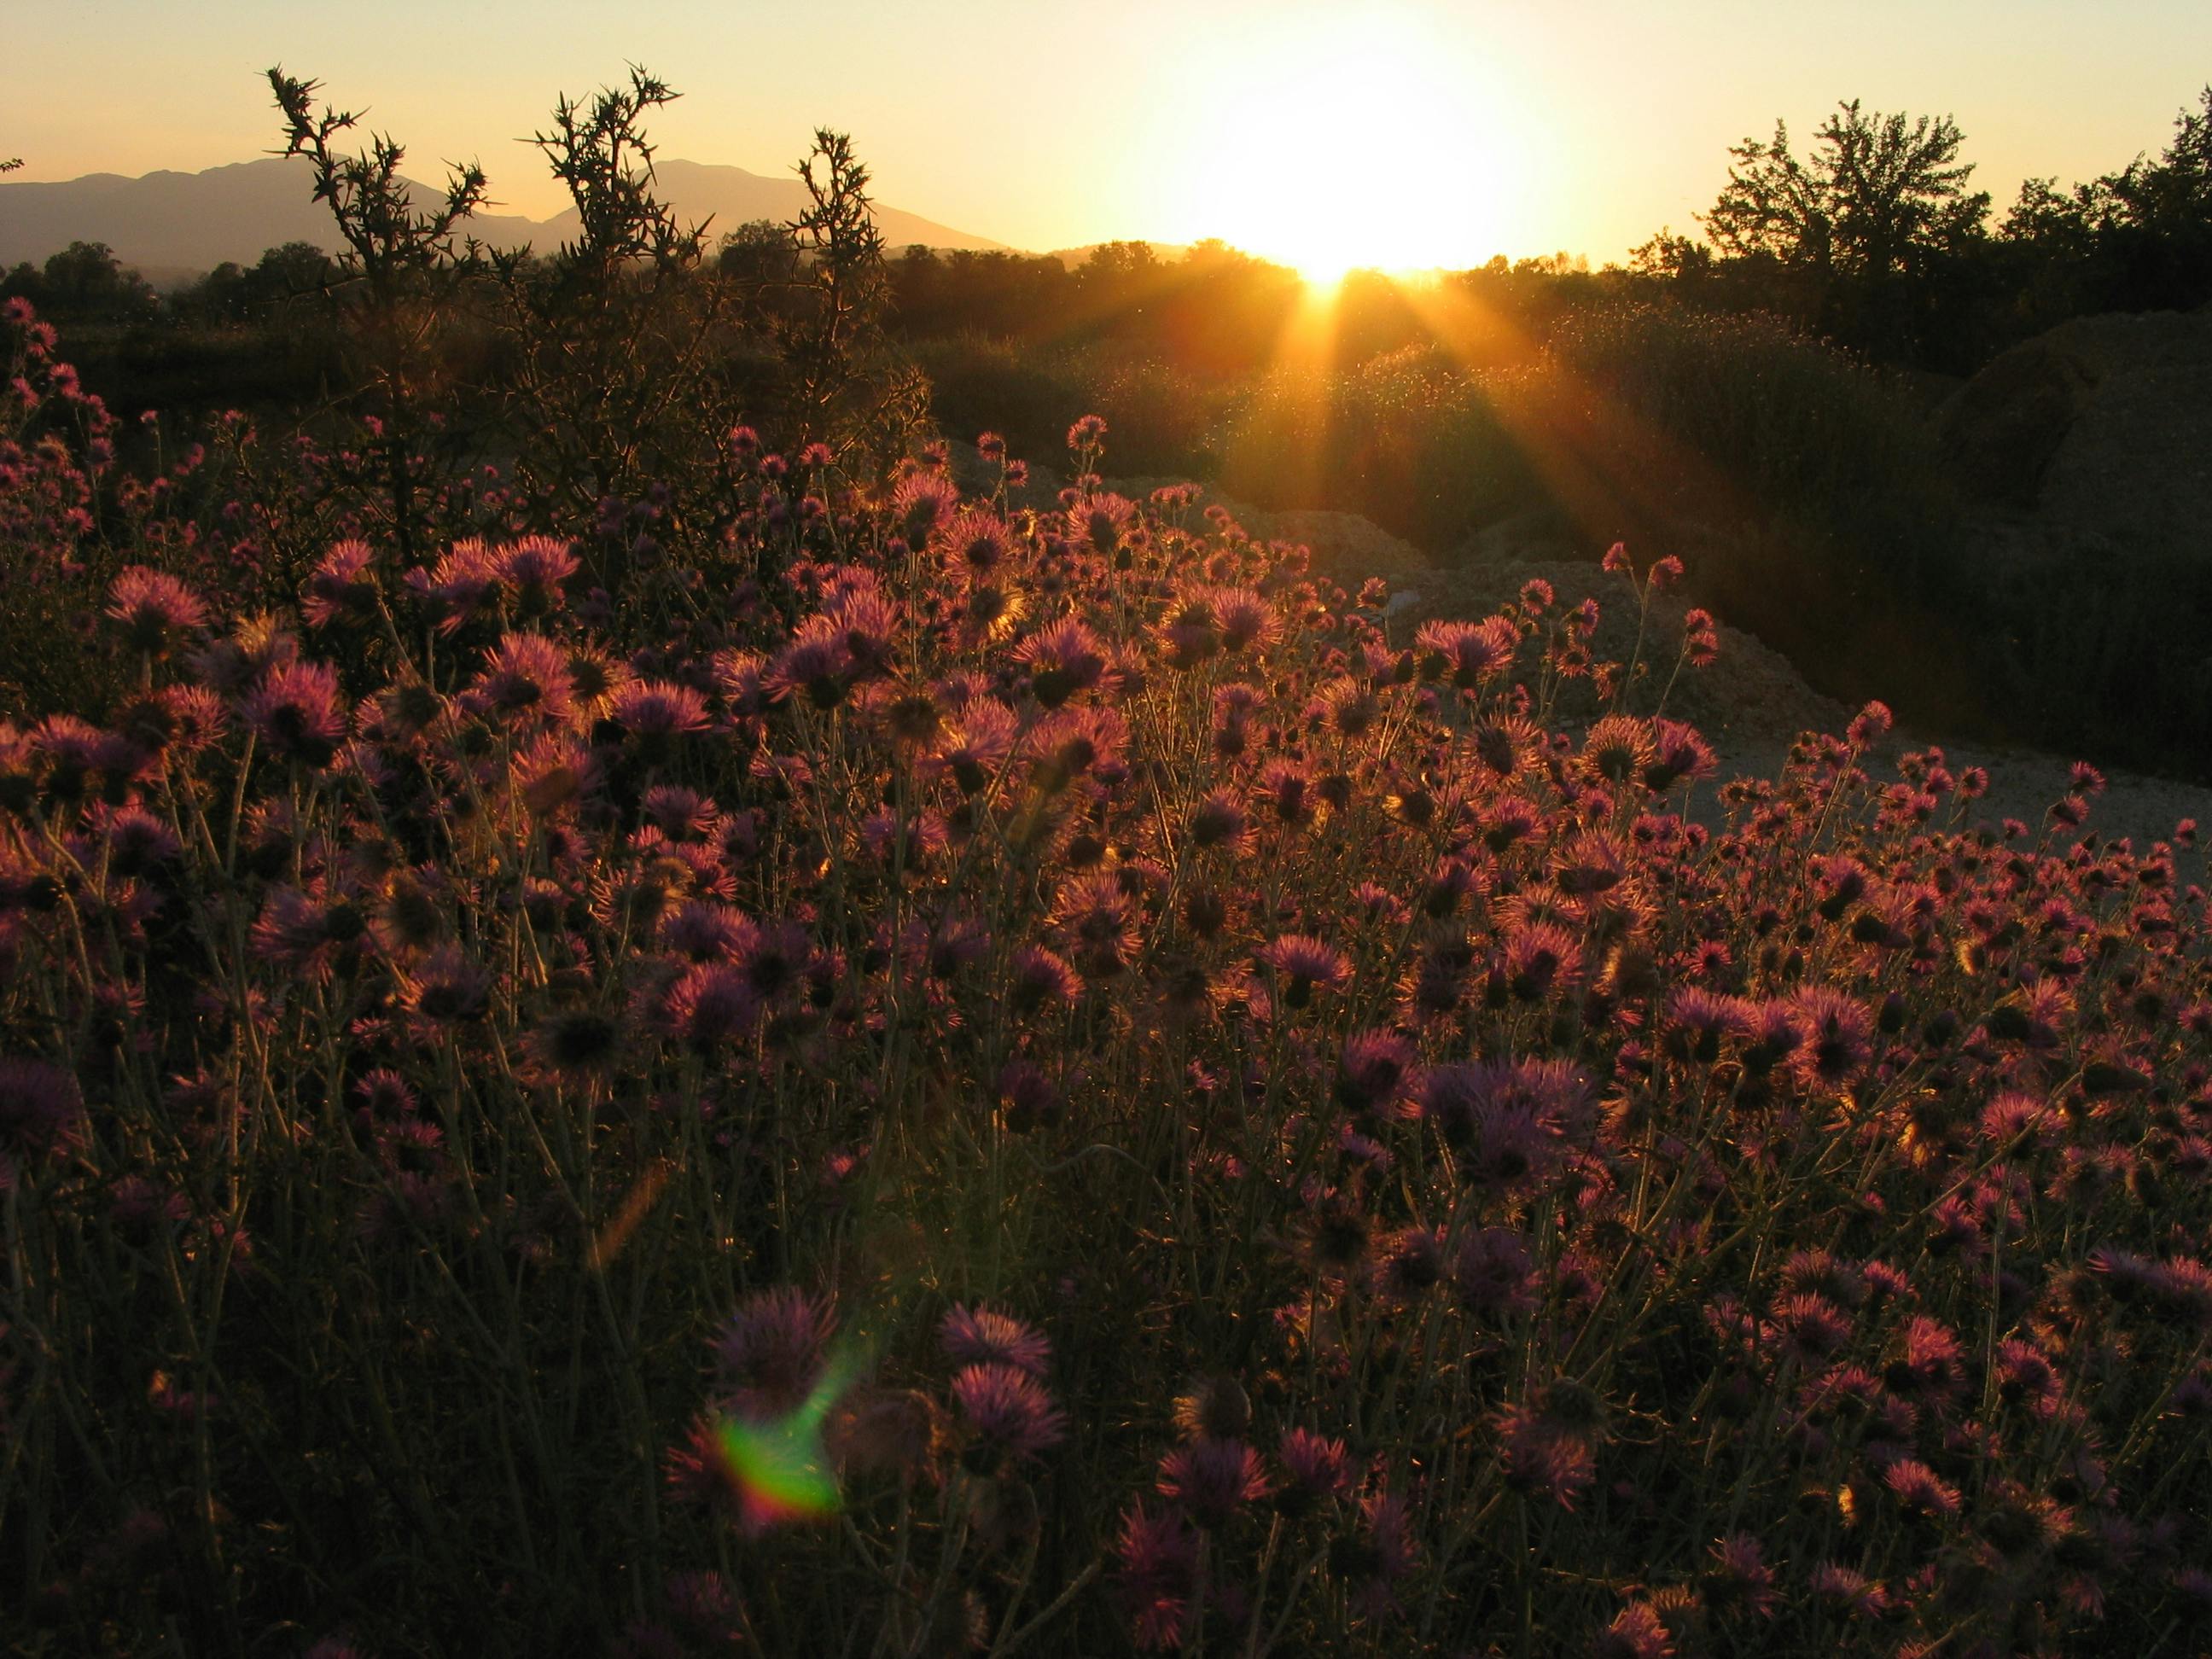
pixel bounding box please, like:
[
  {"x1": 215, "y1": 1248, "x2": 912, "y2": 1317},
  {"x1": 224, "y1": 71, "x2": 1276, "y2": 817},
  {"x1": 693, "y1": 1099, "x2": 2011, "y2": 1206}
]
[{"x1": 1174, "y1": 12, "x2": 1524, "y2": 281}]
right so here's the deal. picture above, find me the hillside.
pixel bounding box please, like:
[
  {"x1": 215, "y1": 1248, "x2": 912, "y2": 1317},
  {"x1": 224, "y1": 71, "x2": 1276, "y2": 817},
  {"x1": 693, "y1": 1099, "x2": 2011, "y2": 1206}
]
[{"x1": 0, "y1": 154, "x2": 1005, "y2": 275}]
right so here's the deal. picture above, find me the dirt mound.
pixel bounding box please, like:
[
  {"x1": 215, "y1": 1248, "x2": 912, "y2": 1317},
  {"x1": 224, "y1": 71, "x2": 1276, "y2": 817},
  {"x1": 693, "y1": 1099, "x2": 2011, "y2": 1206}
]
[
  {"x1": 1942, "y1": 308, "x2": 2212, "y2": 556},
  {"x1": 1940, "y1": 336, "x2": 2102, "y2": 509}
]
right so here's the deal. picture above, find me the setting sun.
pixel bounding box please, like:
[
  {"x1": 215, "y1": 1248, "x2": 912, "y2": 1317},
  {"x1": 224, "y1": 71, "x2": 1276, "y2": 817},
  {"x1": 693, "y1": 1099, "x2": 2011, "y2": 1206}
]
[{"x1": 1172, "y1": 9, "x2": 1526, "y2": 279}]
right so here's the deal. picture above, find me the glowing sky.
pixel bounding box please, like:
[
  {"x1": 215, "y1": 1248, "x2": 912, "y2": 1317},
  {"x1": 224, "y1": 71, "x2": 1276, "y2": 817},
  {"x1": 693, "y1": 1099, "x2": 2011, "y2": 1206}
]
[{"x1": 10, "y1": 0, "x2": 2210, "y2": 268}]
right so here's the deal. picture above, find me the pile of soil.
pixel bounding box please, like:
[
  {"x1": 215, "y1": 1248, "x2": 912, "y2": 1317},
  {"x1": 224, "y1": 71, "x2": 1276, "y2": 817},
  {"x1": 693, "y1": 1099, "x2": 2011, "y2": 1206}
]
[{"x1": 1941, "y1": 306, "x2": 2212, "y2": 558}]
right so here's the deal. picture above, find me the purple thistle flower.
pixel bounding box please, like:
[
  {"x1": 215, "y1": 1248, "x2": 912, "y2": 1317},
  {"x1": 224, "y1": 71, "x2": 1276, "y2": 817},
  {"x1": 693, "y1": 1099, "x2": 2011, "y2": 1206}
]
[
  {"x1": 950, "y1": 1362, "x2": 1066, "y2": 1469},
  {"x1": 0, "y1": 1057, "x2": 84, "y2": 1161},
  {"x1": 1374, "y1": 1226, "x2": 1447, "y2": 1301},
  {"x1": 1880, "y1": 1458, "x2": 1962, "y2": 1522},
  {"x1": 892, "y1": 470, "x2": 960, "y2": 544},
  {"x1": 640, "y1": 785, "x2": 718, "y2": 841},
  {"x1": 1499, "y1": 1404, "x2": 1596, "y2": 1510},
  {"x1": 1188, "y1": 790, "x2": 1249, "y2": 853},
  {"x1": 1453, "y1": 1226, "x2": 1538, "y2": 1321},
  {"x1": 612, "y1": 679, "x2": 711, "y2": 739},
  {"x1": 762, "y1": 624, "x2": 857, "y2": 711},
  {"x1": 242, "y1": 660, "x2": 346, "y2": 766},
  {"x1": 472, "y1": 632, "x2": 575, "y2": 727},
  {"x1": 1503, "y1": 920, "x2": 1580, "y2": 1003},
  {"x1": 934, "y1": 699, "x2": 1019, "y2": 794},
  {"x1": 1260, "y1": 760, "x2": 1315, "y2": 826},
  {"x1": 1337, "y1": 1489, "x2": 1417, "y2": 1620},
  {"x1": 1016, "y1": 617, "x2": 1107, "y2": 707},
  {"x1": 1418, "y1": 1058, "x2": 1590, "y2": 1190},
  {"x1": 496, "y1": 535, "x2": 579, "y2": 613},
  {"x1": 1703, "y1": 1533, "x2": 1778, "y2": 1619},
  {"x1": 660, "y1": 900, "x2": 751, "y2": 963},
  {"x1": 940, "y1": 1305, "x2": 1051, "y2": 1377},
  {"x1": 661, "y1": 962, "x2": 762, "y2": 1052},
  {"x1": 1158, "y1": 1437, "x2": 1270, "y2": 1527},
  {"x1": 1006, "y1": 945, "x2": 1082, "y2": 1016},
  {"x1": 1274, "y1": 1428, "x2": 1354, "y2": 1516},
  {"x1": 1068, "y1": 491, "x2": 1135, "y2": 556},
  {"x1": 1887, "y1": 1315, "x2": 1965, "y2": 1400},
  {"x1": 1808, "y1": 1561, "x2": 1888, "y2": 1619},
  {"x1": 944, "y1": 507, "x2": 1013, "y2": 577},
  {"x1": 1171, "y1": 1376, "x2": 1252, "y2": 1441},
  {"x1": 1769, "y1": 1293, "x2": 1854, "y2": 1367},
  {"x1": 98, "y1": 805, "x2": 183, "y2": 876},
  {"x1": 1552, "y1": 830, "x2": 1631, "y2": 896},
  {"x1": 408, "y1": 538, "x2": 500, "y2": 634},
  {"x1": 398, "y1": 945, "x2": 492, "y2": 1023},
  {"x1": 1256, "y1": 934, "x2": 1350, "y2": 1008},
  {"x1": 1115, "y1": 1501, "x2": 1197, "y2": 1652},
  {"x1": 714, "y1": 1287, "x2": 835, "y2": 1420},
  {"x1": 1662, "y1": 987, "x2": 1752, "y2": 1065},
  {"x1": 1645, "y1": 718, "x2": 1717, "y2": 789},
  {"x1": 1208, "y1": 586, "x2": 1278, "y2": 653},
  {"x1": 1787, "y1": 986, "x2": 1872, "y2": 1089},
  {"x1": 1591, "y1": 1603, "x2": 1674, "y2": 1659},
  {"x1": 526, "y1": 1009, "x2": 623, "y2": 1081},
  {"x1": 1416, "y1": 615, "x2": 1517, "y2": 689},
  {"x1": 1846, "y1": 701, "x2": 1893, "y2": 746},
  {"x1": 106, "y1": 566, "x2": 207, "y2": 655},
  {"x1": 1336, "y1": 1029, "x2": 1419, "y2": 1116},
  {"x1": 302, "y1": 539, "x2": 379, "y2": 628},
  {"x1": 821, "y1": 587, "x2": 900, "y2": 681}
]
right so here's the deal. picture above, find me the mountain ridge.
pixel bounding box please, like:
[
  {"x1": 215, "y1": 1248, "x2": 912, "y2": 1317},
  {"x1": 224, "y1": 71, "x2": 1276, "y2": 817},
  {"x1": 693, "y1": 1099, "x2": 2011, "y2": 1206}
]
[{"x1": 0, "y1": 154, "x2": 1010, "y2": 275}]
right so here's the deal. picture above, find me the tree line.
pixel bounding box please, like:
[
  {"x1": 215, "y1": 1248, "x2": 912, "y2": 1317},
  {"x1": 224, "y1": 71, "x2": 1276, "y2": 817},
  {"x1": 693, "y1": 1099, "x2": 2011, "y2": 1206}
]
[{"x1": 8, "y1": 84, "x2": 2208, "y2": 394}]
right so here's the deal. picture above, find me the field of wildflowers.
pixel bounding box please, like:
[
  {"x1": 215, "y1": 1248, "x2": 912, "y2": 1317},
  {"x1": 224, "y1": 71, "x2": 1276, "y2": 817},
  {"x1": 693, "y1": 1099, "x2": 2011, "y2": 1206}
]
[{"x1": 5, "y1": 264, "x2": 2212, "y2": 1658}]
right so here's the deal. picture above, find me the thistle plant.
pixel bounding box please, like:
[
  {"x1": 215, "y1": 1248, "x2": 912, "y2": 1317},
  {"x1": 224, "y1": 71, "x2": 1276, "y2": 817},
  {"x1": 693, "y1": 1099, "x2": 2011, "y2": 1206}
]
[{"x1": 3, "y1": 110, "x2": 2210, "y2": 1659}]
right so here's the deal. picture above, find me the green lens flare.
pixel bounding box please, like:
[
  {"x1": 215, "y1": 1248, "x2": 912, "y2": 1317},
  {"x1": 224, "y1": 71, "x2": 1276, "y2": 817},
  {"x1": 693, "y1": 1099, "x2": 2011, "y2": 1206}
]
[{"x1": 713, "y1": 1343, "x2": 862, "y2": 1529}]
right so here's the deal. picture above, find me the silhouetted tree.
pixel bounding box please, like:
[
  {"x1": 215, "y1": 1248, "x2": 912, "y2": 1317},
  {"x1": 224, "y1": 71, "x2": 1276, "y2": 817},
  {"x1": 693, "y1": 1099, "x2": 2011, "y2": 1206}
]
[
  {"x1": 488, "y1": 67, "x2": 741, "y2": 536},
  {"x1": 1703, "y1": 101, "x2": 1988, "y2": 279},
  {"x1": 268, "y1": 67, "x2": 488, "y2": 559},
  {"x1": 777, "y1": 129, "x2": 924, "y2": 467},
  {"x1": 0, "y1": 242, "x2": 158, "y2": 323}
]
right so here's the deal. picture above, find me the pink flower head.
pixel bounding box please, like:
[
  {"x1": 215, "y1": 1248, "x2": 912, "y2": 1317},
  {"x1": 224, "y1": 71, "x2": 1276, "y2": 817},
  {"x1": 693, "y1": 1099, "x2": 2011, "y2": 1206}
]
[
  {"x1": 302, "y1": 540, "x2": 379, "y2": 628},
  {"x1": 1416, "y1": 615, "x2": 1517, "y2": 690},
  {"x1": 0, "y1": 1057, "x2": 85, "y2": 1161},
  {"x1": 714, "y1": 1287, "x2": 835, "y2": 1420},
  {"x1": 242, "y1": 660, "x2": 345, "y2": 766},
  {"x1": 950, "y1": 1363, "x2": 1066, "y2": 1469},
  {"x1": 106, "y1": 567, "x2": 207, "y2": 655},
  {"x1": 1115, "y1": 1502, "x2": 1197, "y2": 1651},
  {"x1": 1847, "y1": 701, "x2": 1893, "y2": 747},
  {"x1": 497, "y1": 536, "x2": 579, "y2": 614},
  {"x1": 408, "y1": 538, "x2": 500, "y2": 634},
  {"x1": 1257, "y1": 934, "x2": 1350, "y2": 1007},
  {"x1": 1016, "y1": 617, "x2": 1107, "y2": 707},
  {"x1": 612, "y1": 680, "x2": 710, "y2": 739},
  {"x1": 1158, "y1": 1437, "x2": 1270, "y2": 1527},
  {"x1": 940, "y1": 1305, "x2": 1051, "y2": 1377}
]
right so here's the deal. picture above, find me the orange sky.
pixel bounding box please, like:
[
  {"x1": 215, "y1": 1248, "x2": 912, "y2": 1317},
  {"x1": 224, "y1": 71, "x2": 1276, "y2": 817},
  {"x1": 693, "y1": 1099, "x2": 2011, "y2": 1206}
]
[{"x1": 10, "y1": 1, "x2": 2210, "y2": 268}]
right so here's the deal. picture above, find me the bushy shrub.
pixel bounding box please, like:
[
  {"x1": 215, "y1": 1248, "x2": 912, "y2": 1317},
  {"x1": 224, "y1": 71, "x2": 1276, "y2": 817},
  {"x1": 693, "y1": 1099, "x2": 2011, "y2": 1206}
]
[{"x1": 4, "y1": 292, "x2": 2211, "y2": 1655}]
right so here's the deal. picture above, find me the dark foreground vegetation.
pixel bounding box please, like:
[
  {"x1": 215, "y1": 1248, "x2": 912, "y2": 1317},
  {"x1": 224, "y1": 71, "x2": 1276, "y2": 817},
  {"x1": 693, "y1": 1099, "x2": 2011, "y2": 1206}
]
[{"x1": 4, "y1": 72, "x2": 2212, "y2": 1658}]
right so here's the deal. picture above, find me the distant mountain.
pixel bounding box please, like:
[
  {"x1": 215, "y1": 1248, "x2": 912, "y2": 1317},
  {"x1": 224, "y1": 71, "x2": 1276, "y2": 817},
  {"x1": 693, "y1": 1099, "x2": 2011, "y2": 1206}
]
[{"x1": 0, "y1": 155, "x2": 1006, "y2": 276}]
